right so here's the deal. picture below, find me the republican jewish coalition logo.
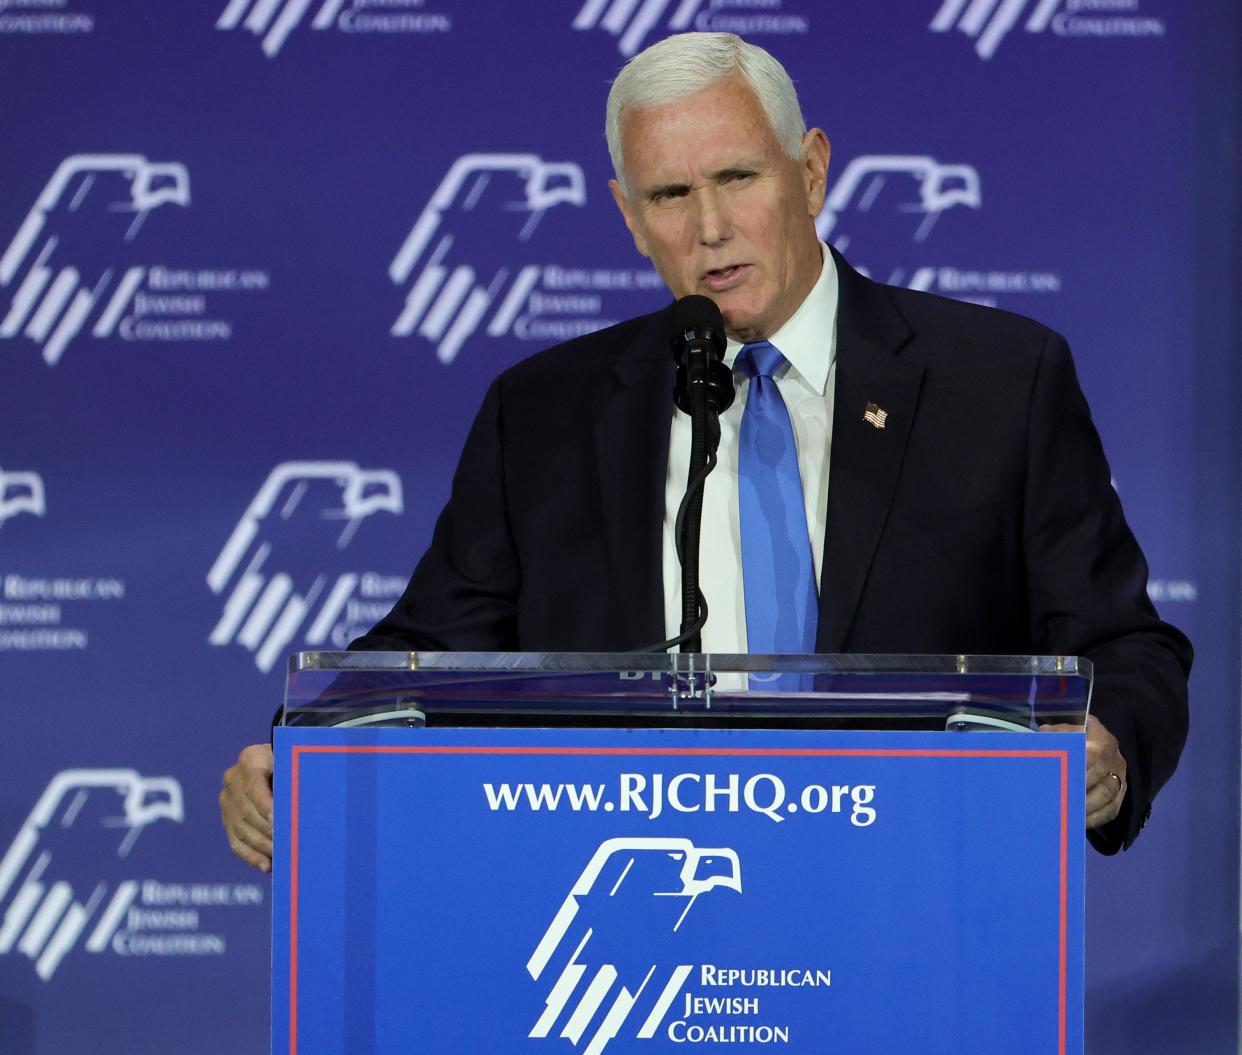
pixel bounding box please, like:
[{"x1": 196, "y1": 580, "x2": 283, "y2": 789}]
[
  {"x1": 817, "y1": 154, "x2": 981, "y2": 251},
  {"x1": 208, "y1": 461, "x2": 405, "y2": 673},
  {"x1": 217, "y1": 0, "x2": 452, "y2": 58},
  {"x1": 573, "y1": 0, "x2": 809, "y2": 57},
  {"x1": 0, "y1": 154, "x2": 188, "y2": 365},
  {"x1": 929, "y1": 0, "x2": 1166, "y2": 60},
  {"x1": 0, "y1": 468, "x2": 45, "y2": 527},
  {"x1": 527, "y1": 838, "x2": 741, "y2": 1055},
  {"x1": 815, "y1": 152, "x2": 1060, "y2": 304},
  {"x1": 816, "y1": 154, "x2": 981, "y2": 292},
  {"x1": 0, "y1": 770, "x2": 182, "y2": 980},
  {"x1": 390, "y1": 154, "x2": 588, "y2": 364},
  {"x1": 1, "y1": 154, "x2": 269, "y2": 366}
]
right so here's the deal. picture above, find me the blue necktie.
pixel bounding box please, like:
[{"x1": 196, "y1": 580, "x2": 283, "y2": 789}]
[{"x1": 736, "y1": 341, "x2": 818, "y2": 655}]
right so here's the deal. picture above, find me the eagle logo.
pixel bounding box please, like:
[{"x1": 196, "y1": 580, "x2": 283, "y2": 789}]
[
  {"x1": 930, "y1": 0, "x2": 1069, "y2": 61},
  {"x1": 0, "y1": 154, "x2": 190, "y2": 366},
  {"x1": 0, "y1": 769, "x2": 183, "y2": 981},
  {"x1": 207, "y1": 460, "x2": 403, "y2": 673},
  {"x1": 571, "y1": 0, "x2": 708, "y2": 58},
  {"x1": 816, "y1": 154, "x2": 981, "y2": 251},
  {"x1": 389, "y1": 153, "x2": 586, "y2": 365},
  {"x1": 527, "y1": 837, "x2": 741, "y2": 1055},
  {"x1": 217, "y1": 0, "x2": 346, "y2": 58}
]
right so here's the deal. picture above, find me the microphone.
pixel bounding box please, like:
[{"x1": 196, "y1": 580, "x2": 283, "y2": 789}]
[
  {"x1": 671, "y1": 295, "x2": 734, "y2": 414},
  {"x1": 667, "y1": 295, "x2": 734, "y2": 654}
]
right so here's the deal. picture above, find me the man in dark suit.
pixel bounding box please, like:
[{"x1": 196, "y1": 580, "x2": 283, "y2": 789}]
[{"x1": 221, "y1": 32, "x2": 1189, "y2": 868}]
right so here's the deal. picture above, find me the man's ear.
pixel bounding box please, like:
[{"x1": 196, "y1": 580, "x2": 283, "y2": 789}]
[
  {"x1": 801, "y1": 129, "x2": 831, "y2": 218},
  {"x1": 609, "y1": 179, "x2": 650, "y2": 259}
]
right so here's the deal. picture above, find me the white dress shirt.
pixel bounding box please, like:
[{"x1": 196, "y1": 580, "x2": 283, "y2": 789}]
[{"x1": 662, "y1": 243, "x2": 840, "y2": 651}]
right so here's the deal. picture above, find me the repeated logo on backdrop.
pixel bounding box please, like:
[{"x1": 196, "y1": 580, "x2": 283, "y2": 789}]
[
  {"x1": 390, "y1": 153, "x2": 665, "y2": 366},
  {"x1": 207, "y1": 461, "x2": 408, "y2": 672},
  {"x1": 1, "y1": 154, "x2": 188, "y2": 365},
  {"x1": 573, "y1": 0, "x2": 810, "y2": 57},
  {"x1": 821, "y1": 152, "x2": 1062, "y2": 307},
  {"x1": 818, "y1": 154, "x2": 982, "y2": 251},
  {"x1": 0, "y1": 769, "x2": 262, "y2": 982},
  {"x1": 929, "y1": 0, "x2": 1167, "y2": 60},
  {"x1": 0, "y1": 154, "x2": 270, "y2": 366},
  {"x1": 217, "y1": 0, "x2": 453, "y2": 57}
]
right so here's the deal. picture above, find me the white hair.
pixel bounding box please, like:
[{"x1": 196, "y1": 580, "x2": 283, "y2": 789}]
[{"x1": 605, "y1": 32, "x2": 807, "y2": 192}]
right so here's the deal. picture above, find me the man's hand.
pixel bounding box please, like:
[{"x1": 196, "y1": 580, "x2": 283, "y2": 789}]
[
  {"x1": 220, "y1": 744, "x2": 275, "y2": 873},
  {"x1": 1039, "y1": 715, "x2": 1126, "y2": 829}
]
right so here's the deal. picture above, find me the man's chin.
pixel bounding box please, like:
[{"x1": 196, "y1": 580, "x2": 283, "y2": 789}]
[{"x1": 720, "y1": 312, "x2": 767, "y2": 345}]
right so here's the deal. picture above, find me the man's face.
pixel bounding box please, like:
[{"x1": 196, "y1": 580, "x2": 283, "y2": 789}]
[{"x1": 610, "y1": 75, "x2": 830, "y2": 344}]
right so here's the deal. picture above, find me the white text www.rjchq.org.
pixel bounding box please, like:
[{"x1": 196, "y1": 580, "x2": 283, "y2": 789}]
[{"x1": 482, "y1": 773, "x2": 877, "y2": 826}]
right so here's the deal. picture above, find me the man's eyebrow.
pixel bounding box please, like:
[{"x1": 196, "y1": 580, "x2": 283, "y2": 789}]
[
  {"x1": 639, "y1": 161, "x2": 768, "y2": 201},
  {"x1": 641, "y1": 180, "x2": 691, "y2": 201},
  {"x1": 708, "y1": 160, "x2": 766, "y2": 180}
]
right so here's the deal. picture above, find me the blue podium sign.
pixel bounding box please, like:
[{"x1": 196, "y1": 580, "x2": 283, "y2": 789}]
[{"x1": 273, "y1": 727, "x2": 1084, "y2": 1055}]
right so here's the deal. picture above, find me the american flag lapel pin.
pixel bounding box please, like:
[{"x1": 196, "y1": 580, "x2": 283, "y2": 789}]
[{"x1": 863, "y1": 401, "x2": 888, "y2": 429}]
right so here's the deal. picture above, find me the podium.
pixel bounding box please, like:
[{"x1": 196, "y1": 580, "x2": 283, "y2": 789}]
[{"x1": 272, "y1": 652, "x2": 1089, "y2": 1055}]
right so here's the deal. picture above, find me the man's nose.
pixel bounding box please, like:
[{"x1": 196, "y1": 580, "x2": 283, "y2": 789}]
[{"x1": 695, "y1": 188, "x2": 731, "y2": 246}]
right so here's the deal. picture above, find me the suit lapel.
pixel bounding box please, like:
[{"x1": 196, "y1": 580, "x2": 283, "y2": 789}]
[
  {"x1": 594, "y1": 309, "x2": 675, "y2": 647},
  {"x1": 817, "y1": 252, "x2": 924, "y2": 652}
]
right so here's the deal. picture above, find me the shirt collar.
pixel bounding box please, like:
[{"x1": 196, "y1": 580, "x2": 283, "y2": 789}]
[{"x1": 724, "y1": 241, "x2": 838, "y2": 395}]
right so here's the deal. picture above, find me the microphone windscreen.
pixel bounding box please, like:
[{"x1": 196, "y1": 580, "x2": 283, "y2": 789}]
[
  {"x1": 671, "y1": 294, "x2": 723, "y2": 336},
  {"x1": 670, "y1": 293, "x2": 734, "y2": 414}
]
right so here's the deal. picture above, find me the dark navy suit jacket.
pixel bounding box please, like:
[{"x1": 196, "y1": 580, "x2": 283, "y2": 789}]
[{"x1": 355, "y1": 251, "x2": 1191, "y2": 853}]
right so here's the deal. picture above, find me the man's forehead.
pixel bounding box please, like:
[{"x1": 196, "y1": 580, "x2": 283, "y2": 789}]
[
  {"x1": 617, "y1": 78, "x2": 785, "y2": 179},
  {"x1": 617, "y1": 74, "x2": 765, "y2": 132}
]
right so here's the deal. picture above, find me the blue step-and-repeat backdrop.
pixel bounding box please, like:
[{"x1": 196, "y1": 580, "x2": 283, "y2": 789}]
[{"x1": 2, "y1": 2, "x2": 1238, "y2": 1052}]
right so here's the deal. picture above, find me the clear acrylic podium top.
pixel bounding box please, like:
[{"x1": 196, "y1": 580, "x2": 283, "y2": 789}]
[{"x1": 281, "y1": 652, "x2": 1092, "y2": 732}]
